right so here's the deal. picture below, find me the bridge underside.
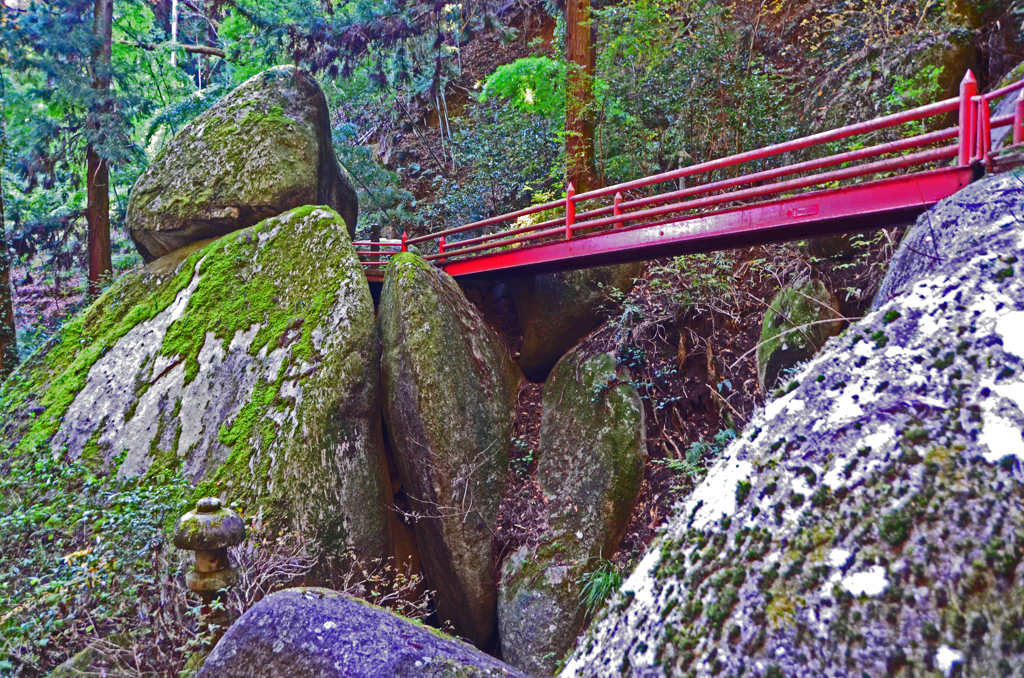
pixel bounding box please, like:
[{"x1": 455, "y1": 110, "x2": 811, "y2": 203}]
[{"x1": 423, "y1": 166, "x2": 975, "y2": 282}]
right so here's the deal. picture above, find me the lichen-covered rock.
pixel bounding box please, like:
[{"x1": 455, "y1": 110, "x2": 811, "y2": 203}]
[
  {"x1": 379, "y1": 252, "x2": 522, "y2": 647},
  {"x1": 197, "y1": 588, "x2": 530, "y2": 678},
  {"x1": 510, "y1": 263, "x2": 643, "y2": 379},
  {"x1": 756, "y1": 280, "x2": 843, "y2": 393},
  {"x1": 871, "y1": 171, "x2": 1024, "y2": 310},
  {"x1": 560, "y1": 172, "x2": 1024, "y2": 677},
  {"x1": 499, "y1": 349, "x2": 646, "y2": 676},
  {"x1": 127, "y1": 66, "x2": 357, "y2": 262},
  {"x1": 0, "y1": 206, "x2": 390, "y2": 561}
]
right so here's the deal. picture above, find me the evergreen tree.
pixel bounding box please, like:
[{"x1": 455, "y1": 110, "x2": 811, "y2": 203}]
[
  {"x1": 0, "y1": 77, "x2": 16, "y2": 379},
  {"x1": 1, "y1": 0, "x2": 144, "y2": 293}
]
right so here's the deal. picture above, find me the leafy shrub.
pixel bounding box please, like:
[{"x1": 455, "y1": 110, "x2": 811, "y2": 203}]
[
  {"x1": 480, "y1": 57, "x2": 567, "y2": 119},
  {"x1": 428, "y1": 101, "x2": 562, "y2": 234}
]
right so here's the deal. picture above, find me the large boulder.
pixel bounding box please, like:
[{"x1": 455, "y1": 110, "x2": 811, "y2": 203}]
[
  {"x1": 0, "y1": 206, "x2": 390, "y2": 560},
  {"x1": 756, "y1": 279, "x2": 843, "y2": 393},
  {"x1": 499, "y1": 349, "x2": 646, "y2": 676},
  {"x1": 127, "y1": 66, "x2": 357, "y2": 262},
  {"x1": 872, "y1": 170, "x2": 1024, "y2": 310},
  {"x1": 379, "y1": 252, "x2": 522, "y2": 647},
  {"x1": 560, "y1": 172, "x2": 1024, "y2": 677},
  {"x1": 197, "y1": 588, "x2": 530, "y2": 678},
  {"x1": 510, "y1": 263, "x2": 643, "y2": 380}
]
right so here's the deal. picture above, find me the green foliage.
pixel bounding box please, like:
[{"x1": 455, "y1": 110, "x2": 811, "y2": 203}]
[
  {"x1": 577, "y1": 559, "x2": 623, "y2": 615},
  {"x1": 656, "y1": 428, "x2": 737, "y2": 489},
  {"x1": 480, "y1": 57, "x2": 567, "y2": 119},
  {"x1": 593, "y1": 0, "x2": 793, "y2": 185},
  {"x1": 647, "y1": 253, "x2": 736, "y2": 309},
  {"x1": 0, "y1": 450, "x2": 198, "y2": 676},
  {"x1": 428, "y1": 102, "x2": 562, "y2": 234}
]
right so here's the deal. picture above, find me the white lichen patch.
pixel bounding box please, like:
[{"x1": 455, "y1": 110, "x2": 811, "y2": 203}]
[
  {"x1": 686, "y1": 456, "x2": 754, "y2": 530},
  {"x1": 934, "y1": 645, "x2": 963, "y2": 678},
  {"x1": 979, "y1": 413, "x2": 1024, "y2": 464},
  {"x1": 840, "y1": 565, "x2": 888, "y2": 597}
]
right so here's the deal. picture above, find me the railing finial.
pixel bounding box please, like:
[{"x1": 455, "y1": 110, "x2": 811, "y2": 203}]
[
  {"x1": 613, "y1": 192, "x2": 624, "y2": 229},
  {"x1": 401, "y1": 231, "x2": 408, "y2": 252},
  {"x1": 958, "y1": 70, "x2": 978, "y2": 166}
]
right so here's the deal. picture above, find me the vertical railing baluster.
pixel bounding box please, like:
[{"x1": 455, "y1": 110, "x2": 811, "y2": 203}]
[
  {"x1": 401, "y1": 231, "x2": 408, "y2": 252},
  {"x1": 978, "y1": 95, "x2": 991, "y2": 167},
  {"x1": 1015, "y1": 90, "x2": 1024, "y2": 146},
  {"x1": 613, "y1": 192, "x2": 623, "y2": 229},
  {"x1": 565, "y1": 183, "x2": 576, "y2": 240}
]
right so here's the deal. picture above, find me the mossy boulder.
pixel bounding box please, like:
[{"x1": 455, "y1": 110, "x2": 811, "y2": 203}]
[
  {"x1": 509, "y1": 263, "x2": 643, "y2": 380},
  {"x1": 0, "y1": 206, "x2": 390, "y2": 561},
  {"x1": 560, "y1": 172, "x2": 1024, "y2": 678},
  {"x1": 498, "y1": 349, "x2": 646, "y2": 676},
  {"x1": 127, "y1": 66, "x2": 357, "y2": 262},
  {"x1": 379, "y1": 252, "x2": 522, "y2": 648},
  {"x1": 756, "y1": 280, "x2": 843, "y2": 393},
  {"x1": 197, "y1": 588, "x2": 530, "y2": 678}
]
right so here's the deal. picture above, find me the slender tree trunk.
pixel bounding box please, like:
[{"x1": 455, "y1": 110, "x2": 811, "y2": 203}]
[
  {"x1": 0, "y1": 103, "x2": 18, "y2": 380},
  {"x1": 565, "y1": 0, "x2": 598, "y2": 193},
  {"x1": 87, "y1": 0, "x2": 113, "y2": 296}
]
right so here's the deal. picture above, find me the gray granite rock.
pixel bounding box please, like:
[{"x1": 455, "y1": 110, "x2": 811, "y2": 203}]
[
  {"x1": 510, "y1": 263, "x2": 643, "y2": 380},
  {"x1": 127, "y1": 66, "x2": 357, "y2": 262},
  {"x1": 560, "y1": 171, "x2": 1024, "y2": 677},
  {"x1": 197, "y1": 588, "x2": 529, "y2": 678},
  {"x1": 498, "y1": 349, "x2": 646, "y2": 676},
  {"x1": 0, "y1": 207, "x2": 390, "y2": 562},
  {"x1": 379, "y1": 252, "x2": 522, "y2": 648}
]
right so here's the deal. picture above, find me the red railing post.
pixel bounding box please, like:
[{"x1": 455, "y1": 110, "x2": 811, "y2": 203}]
[
  {"x1": 1015, "y1": 90, "x2": 1024, "y2": 146},
  {"x1": 401, "y1": 231, "x2": 408, "y2": 252},
  {"x1": 958, "y1": 70, "x2": 978, "y2": 165},
  {"x1": 565, "y1": 183, "x2": 576, "y2": 240},
  {"x1": 439, "y1": 235, "x2": 446, "y2": 264},
  {"x1": 977, "y1": 95, "x2": 991, "y2": 165},
  {"x1": 613, "y1": 191, "x2": 624, "y2": 229}
]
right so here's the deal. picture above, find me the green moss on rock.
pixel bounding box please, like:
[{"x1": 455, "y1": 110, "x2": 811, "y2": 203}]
[
  {"x1": 127, "y1": 67, "x2": 357, "y2": 262},
  {"x1": 0, "y1": 206, "x2": 390, "y2": 562},
  {"x1": 498, "y1": 347, "x2": 646, "y2": 677},
  {"x1": 379, "y1": 251, "x2": 522, "y2": 648},
  {"x1": 756, "y1": 280, "x2": 843, "y2": 393}
]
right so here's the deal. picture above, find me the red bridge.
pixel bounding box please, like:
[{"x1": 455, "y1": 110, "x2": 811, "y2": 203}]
[{"x1": 356, "y1": 71, "x2": 1024, "y2": 281}]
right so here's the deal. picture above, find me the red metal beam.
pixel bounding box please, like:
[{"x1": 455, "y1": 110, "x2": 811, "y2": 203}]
[{"x1": 437, "y1": 167, "x2": 974, "y2": 279}]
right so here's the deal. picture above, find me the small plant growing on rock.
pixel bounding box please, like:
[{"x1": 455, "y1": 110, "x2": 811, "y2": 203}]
[{"x1": 578, "y1": 559, "x2": 624, "y2": 616}]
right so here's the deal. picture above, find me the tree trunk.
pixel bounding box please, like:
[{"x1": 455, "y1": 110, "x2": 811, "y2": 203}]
[
  {"x1": 87, "y1": 0, "x2": 113, "y2": 296},
  {"x1": 0, "y1": 106, "x2": 18, "y2": 380},
  {"x1": 565, "y1": 0, "x2": 598, "y2": 194}
]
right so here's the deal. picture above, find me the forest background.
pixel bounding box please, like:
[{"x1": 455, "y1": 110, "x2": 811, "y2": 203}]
[{"x1": 1, "y1": 0, "x2": 1017, "y2": 372}]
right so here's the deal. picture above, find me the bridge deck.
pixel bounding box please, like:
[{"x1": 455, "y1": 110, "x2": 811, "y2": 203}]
[{"x1": 359, "y1": 70, "x2": 1021, "y2": 283}]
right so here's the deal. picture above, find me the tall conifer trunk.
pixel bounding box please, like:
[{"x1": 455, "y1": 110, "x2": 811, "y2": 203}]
[
  {"x1": 565, "y1": 0, "x2": 598, "y2": 193},
  {"x1": 87, "y1": 0, "x2": 113, "y2": 295},
  {"x1": 0, "y1": 103, "x2": 18, "y2": 380}
]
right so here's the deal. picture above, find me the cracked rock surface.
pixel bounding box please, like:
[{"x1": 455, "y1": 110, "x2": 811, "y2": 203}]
[{"x1": 559, "y1": 172, "x2": 1024, "y2": 677}]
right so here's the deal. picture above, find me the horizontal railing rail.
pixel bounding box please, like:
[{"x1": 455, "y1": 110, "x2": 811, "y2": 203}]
[{"x1": 356, "y1": 70, "x2": 1020, "y2": 278}]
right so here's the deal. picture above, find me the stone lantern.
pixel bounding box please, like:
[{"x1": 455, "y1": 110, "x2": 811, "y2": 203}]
[{"x1": 173, "y1": 497, "x2": 246, "y2": 628}]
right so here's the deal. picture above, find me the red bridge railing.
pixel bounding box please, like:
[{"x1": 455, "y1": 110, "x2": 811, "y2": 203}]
[{"x1": 355, "y1": 70, "x2": 1023, "y2": 280}]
